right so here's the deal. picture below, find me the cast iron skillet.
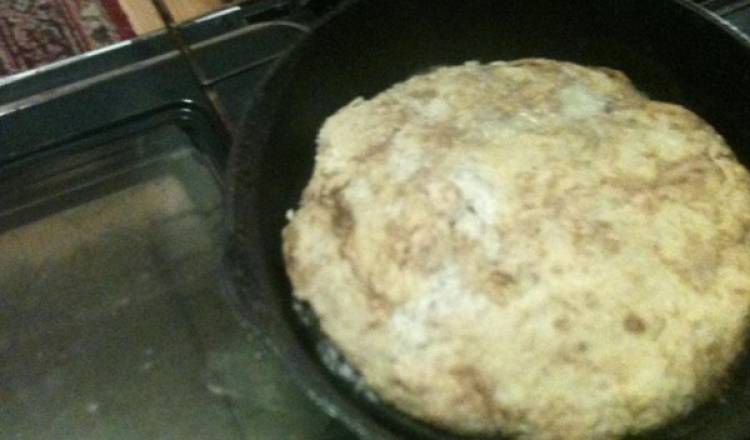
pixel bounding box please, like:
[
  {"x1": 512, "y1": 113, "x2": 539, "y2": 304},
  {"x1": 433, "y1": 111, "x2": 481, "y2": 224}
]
[{"x1": 226, "y1": 0, "x2": 750, "y2": 438}]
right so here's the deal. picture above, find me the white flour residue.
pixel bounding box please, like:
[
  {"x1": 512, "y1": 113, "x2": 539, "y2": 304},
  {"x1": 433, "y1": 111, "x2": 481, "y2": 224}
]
[
  {"x1": 558, "y1": 83, "x2": 607, "y2": 120},
  {"x1": 390, "y1": 265, "x2": 492, "y2": 349}
]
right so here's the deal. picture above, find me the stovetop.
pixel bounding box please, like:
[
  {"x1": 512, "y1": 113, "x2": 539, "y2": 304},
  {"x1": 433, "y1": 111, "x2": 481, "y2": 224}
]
[
  {"x1": 0, "y1": 1, "x2": 748, "y2": 439},
  {"x1": 0, "y1": 0, "x2": 343, "y2": 231},
  {"x1": 0, "y1": 2, "x2": 353, "y2": 440}
]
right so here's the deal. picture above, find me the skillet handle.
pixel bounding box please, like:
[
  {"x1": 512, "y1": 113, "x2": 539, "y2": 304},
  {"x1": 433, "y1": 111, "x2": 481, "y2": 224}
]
[{"x1": 694, "y1": 0, "x2": 750, "y2": 21}]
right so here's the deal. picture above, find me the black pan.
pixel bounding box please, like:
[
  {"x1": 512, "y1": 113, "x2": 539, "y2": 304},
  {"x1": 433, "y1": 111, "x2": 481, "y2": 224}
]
[{"x1": 225, "y1": 0, "x2": 750, "y2": 438}]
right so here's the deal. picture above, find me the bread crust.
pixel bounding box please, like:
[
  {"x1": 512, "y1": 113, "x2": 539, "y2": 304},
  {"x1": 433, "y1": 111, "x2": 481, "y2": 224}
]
[{"x1": 283, "y1": 59, "x2": 750, "y2": 440}]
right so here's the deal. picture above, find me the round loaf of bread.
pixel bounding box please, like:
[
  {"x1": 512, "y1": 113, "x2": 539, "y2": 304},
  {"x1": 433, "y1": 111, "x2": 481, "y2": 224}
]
[{"x1": 282, "y1": 59, "x2": 750, "y2": 440}]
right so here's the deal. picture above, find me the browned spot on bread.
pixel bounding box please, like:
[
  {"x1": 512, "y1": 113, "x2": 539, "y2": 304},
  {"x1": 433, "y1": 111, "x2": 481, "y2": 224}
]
[
  {"x1": 367, "y1": 295, "x2": 393, "y2": 323},
  {"x1": 391, "y1": 376, "x2": 415, "y2": 392},
  {"x1": 602, "y1": 238, "x2": 621, "y2": 254},
  {"x1": 353, "y1": 130, "x2": 399, "y2": 162},
  {"x1": 476, "y1": 268, "x2": 520, "y2": 307},
  {"x1": 554, "y1": 317, "x2": 571, "y2": 332},
  {"x1": 624, "y1": 313, "x2": 647, "y2": 334},
  {"x1": 449, "y1": 366, "x2": 496, "y2": 421},
  {"x1": 557, "y1": 350, "x2": 580, "y2": 364},
  {"x1": 702, "y1": 341, "x2": 723, "y2": 365},
  {"x1": 384, "y1": 220, "x2": 444, "y2": 273},
  {"x1": 583, "y1": 291, "x2": 600, "y2": 309},
  {"x1": 577, "y1": 341, "x2": 590, "y2": 353},
  {"x1": 626, "y1": 271, "x2": 644, "y2": 286},
  {"x1": 490, "y1": 270, "x2": 516, "y2": 287},
  {"x1": 421, "y1": 123, "x2": 465, "y2": 148},
  {"x1": 653, "y1": 242, "x2": 719, "y2": 293},
  {"x1": 283, "y1": 251, "x2": 297, "y2": 273},
  {"x1": 330, "y1": 194, "x2": 354, "y2": 236},
  {"x1": 410, "y1": 89, "x2": 438, "y2": 101}
]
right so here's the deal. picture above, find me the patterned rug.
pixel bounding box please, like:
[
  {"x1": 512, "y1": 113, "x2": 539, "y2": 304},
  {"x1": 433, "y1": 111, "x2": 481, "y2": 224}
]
[{"x1": 0, "y1": 0, "x2": 134, "y2": 76}]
